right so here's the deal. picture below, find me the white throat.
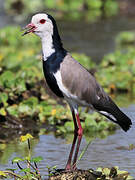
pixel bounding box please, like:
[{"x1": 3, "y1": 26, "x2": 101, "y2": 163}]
[{"x1": 41, "y1": 32, "x2": 55, "y2": 61}]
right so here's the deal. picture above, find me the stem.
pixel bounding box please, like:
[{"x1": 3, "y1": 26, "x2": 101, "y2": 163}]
[
  {"x1": 27, "y1": 160, "x2": 38, "y2": 172},
  {"x1": 74, "y1": 139, "x2": 92, "y2": 168},
  {"x1": 17, "y1": 162, "x2": 23, "y2": 170},
  {"x1": 34, "y1": 162, "x2": 38, "y2": 169},
  {"x1": 4, "y1": 171, "x2": 23, "y2": 179},
  {"x1": 28, "y1": 139, "x2": 31, "y2": 151},
  {"x1": 27, "y1": 138, "x2": 31, "y2": 168},
  {"x1": 27, "y1": 160, "x2": 41, "y2": 179},
  {"x1": 34, "y1": 162, "x2": 39, "y2": 175}
]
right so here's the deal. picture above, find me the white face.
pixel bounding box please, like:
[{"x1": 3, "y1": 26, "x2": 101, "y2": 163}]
[{"x1": 29, "y1": 13, "x2": 54, "y2": 38}]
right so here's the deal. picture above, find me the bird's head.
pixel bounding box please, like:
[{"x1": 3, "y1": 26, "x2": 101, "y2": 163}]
[{"x1": 22, "y1": 13, "x2": 54, "y2": 38}]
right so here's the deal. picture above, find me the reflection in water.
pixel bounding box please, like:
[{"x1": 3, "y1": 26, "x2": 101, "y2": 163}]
[
  {"x1": 0, "y1": 106, "x2": 134, "y2": 178},
  {"x1": 0, "y1": 138, "x2": 39, "y2": 165}
]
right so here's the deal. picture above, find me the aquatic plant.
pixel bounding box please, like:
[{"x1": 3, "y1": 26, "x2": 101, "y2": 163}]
[
  {"x1": 0, "y1": 26, "x2": 135, "y2": 138},
  {"x1": 0, "y1": 26, "x2": 114, "y2": 136},
  {"x1": 0, "y1": 134, "x2": 43, "y2": 179},
  {"x1": 96, "y1": 31, "x2": 135, "y2": 95}
]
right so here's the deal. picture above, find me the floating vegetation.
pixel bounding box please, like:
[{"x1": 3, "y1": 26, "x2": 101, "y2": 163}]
[
  {"x1": 0, "y1": 26, "x2": 117, "y2": 138},
  {"x1": 96, "y1": 49, "x2": 135, "y2": 94},
  {"x1": 95, "y1": 31, "x2": 135, "y2": 95},
  {"x1": 0, "y1": 26, "x2": 135, "y2": 138}
]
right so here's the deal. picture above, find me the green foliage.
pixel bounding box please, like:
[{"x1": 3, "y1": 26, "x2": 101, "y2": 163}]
[
  {"x1": 56, "y1": 111, "x2": 116, "y2": 137},
  {"x1": 72, "y1": 53, "x2": 96, "y2": 69},
  {"x1": 12, "y1": 157, "x2": 24, "y2": 163},
  {"x1": 116, "y1": 31, "x2": 135, "y2": 47},
  {"x1": 0, "y1": 26, "x2": 107, "y2": 136},
  {"x1": 96, "y1": 47, "x2": 135, "y2": 94},
  {"x1": 86, "y1": 0, "x2": 102, "y2": 9},
  {"x1": 0, "y1": 92, "x2": 8, "y2": 107},
  {"x1": 30, "y1": 156, "x2": 43, "y2": 163},
  {"x1": 18, "y1": 97, "x2": 39, "y2": 116},
  {"x1": 1, "y1": 134, "x2": 43, "y2": 179},
  {"x1": 104, "y1": 0, "x2": 118, "y2": 17},
  {"x1": 0, "y1": 26, "x2": 135, "y2": 138},
  {"x1": 4, "y1": 0, "x2": 119, "y2": 22}
]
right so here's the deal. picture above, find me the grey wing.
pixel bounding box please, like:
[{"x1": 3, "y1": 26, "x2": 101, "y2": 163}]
[
  {"x1": 60, "y1": 54, "x2": 108, "y2": 105},
  {"x1": 60, "y1": 54, "x2": 132, "y2": 132}
]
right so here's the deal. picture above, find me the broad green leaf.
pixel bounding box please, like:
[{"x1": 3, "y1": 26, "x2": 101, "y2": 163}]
[{"x1": 7, "y1": 105, "x2": 19, "y2": 117}]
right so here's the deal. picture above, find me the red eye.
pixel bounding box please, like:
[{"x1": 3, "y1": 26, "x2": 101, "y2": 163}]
[{"x1": 40, "y1": 19, "x2": 46, "y2": 24}]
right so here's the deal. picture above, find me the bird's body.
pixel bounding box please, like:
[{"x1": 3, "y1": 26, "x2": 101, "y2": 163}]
[{"x1": 23, "y1": 13, "x2": 132, "y2": 170}]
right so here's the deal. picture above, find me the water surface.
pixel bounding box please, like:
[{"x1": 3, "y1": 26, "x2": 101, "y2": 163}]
[{"x1": 0, "y1": 105, "x2": 134, "y2": 178}]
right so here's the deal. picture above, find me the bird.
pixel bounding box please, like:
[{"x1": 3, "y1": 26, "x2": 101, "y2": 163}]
[{"x1": 22, "y1": 13, "x2": 132, "y2": 170}]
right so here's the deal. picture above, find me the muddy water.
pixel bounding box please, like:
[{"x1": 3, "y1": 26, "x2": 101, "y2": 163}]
[{"x1": 0, "y1": 2, "x2": 135, "y2": 178}]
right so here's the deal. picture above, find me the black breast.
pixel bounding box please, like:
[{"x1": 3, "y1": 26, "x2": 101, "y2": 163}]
[{"x1": 42, "y1": 51, "x2": 67, "y2": 98}]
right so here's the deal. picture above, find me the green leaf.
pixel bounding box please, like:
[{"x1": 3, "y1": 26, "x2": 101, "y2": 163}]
[
  {"x1": 87, "y1": 0, "x2": 102, "y2": 9},
  {"x1": 6, "y1": 168, "x2": 18, "y2": 171},
  {"x1": 30, "y1": 156, "x2": 43, "y2": 163},
  {"x1": 20, "y1": 168, "x2": 31, "y2": 173},
  {"x1": 18, "y1": 97, "x2": 39, "y2": 115},
  {"x1": 105, "y1": 0, "x2": 118, "y2": 17},
  {"x1": 0, "y1": 71, "x2": 15, "y2": 88},
  {"x1": 7, "y1": 105, "x2": 19, "y2": 117},
  {"x1": 0, "y1": 108, "x2": 7, "y2": 116},
  {"x1": 0, "y1": 92, "x2": 8, "y2": 106},
  {"x1": 12, "y1": 157, "x2": 24, "y2": 164},
  {"x1": 64, "y1": 121, "x2": 74, "y2": 132}
]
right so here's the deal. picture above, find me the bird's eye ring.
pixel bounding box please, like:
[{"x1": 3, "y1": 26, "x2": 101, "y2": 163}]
[{"x1": 40, "y1": 19, "x2": 46, "y2": 24}]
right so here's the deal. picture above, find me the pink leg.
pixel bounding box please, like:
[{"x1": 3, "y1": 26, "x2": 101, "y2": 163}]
[
  {"x1": 65, "y1": 110, "x2": 78, "y2": 170},
  {"x1": 72, "y1": 113, "x2": 83, "y2": 169}
]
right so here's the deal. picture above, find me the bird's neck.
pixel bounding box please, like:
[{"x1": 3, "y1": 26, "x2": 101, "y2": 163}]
[
  {"x1": 41, "y1": 32, "x2": 55, "y2": 61},
  {"x1": 41, "y1": 30, "x2": 65, "y2": 61}
]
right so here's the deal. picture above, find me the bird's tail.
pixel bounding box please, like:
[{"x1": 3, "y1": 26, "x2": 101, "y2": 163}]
[
  {"x1": 94, "y1": 97, "x2": 132, "y2": 132},
  {"x1": 100, "y1": 108, "x2": 132, "y2": 132}
]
